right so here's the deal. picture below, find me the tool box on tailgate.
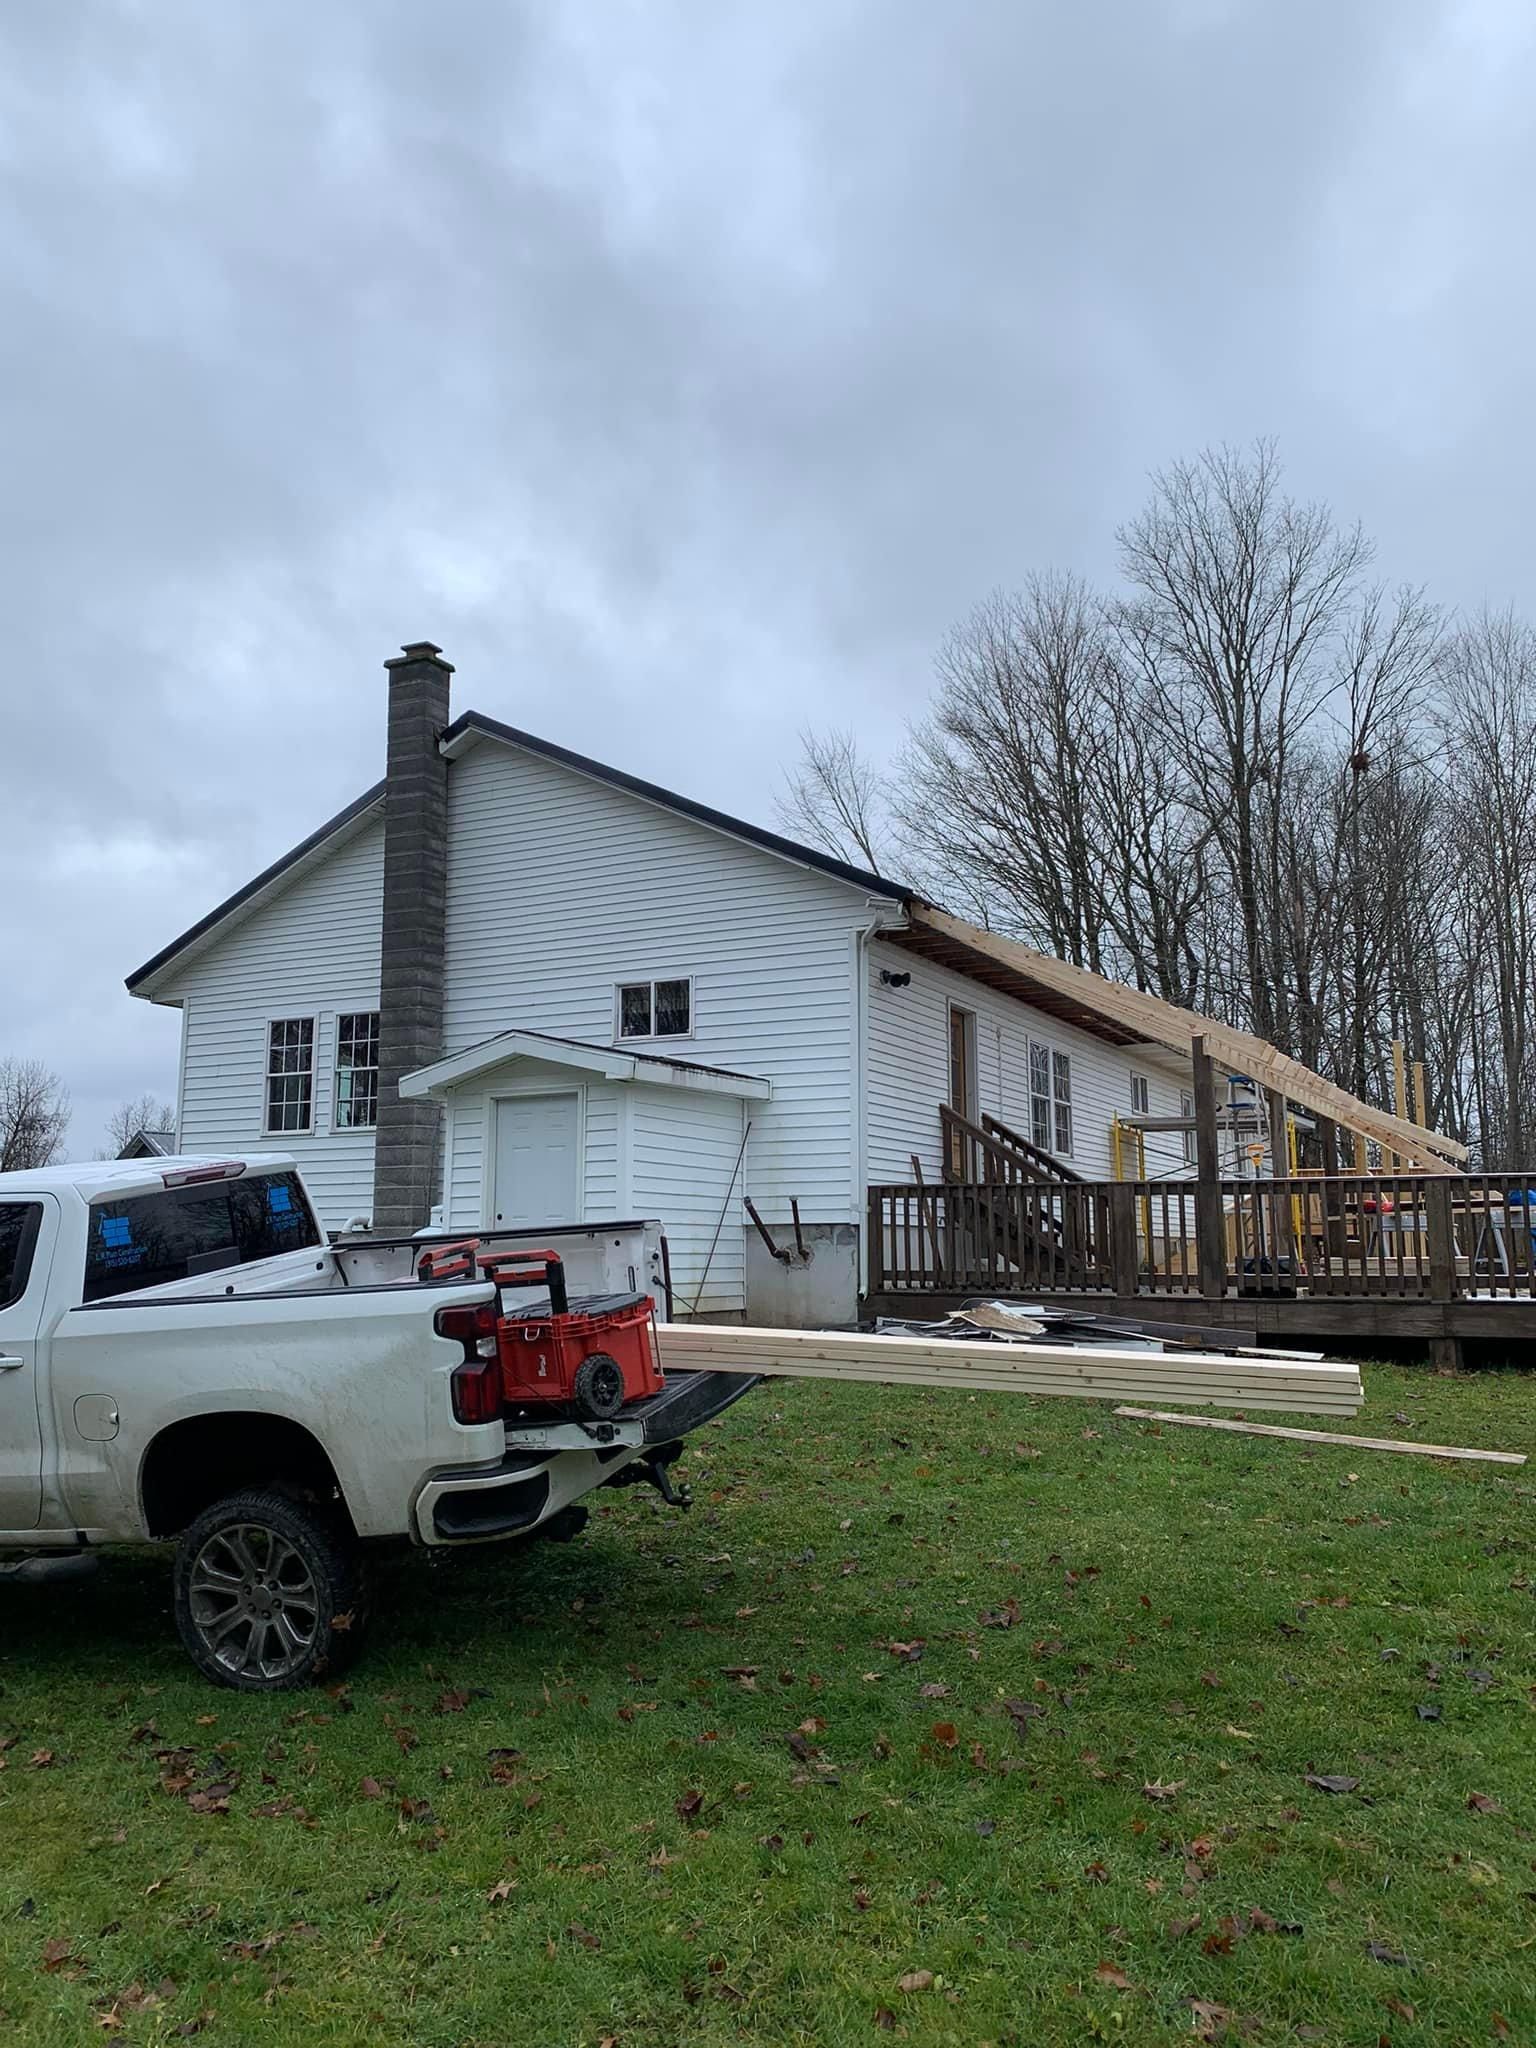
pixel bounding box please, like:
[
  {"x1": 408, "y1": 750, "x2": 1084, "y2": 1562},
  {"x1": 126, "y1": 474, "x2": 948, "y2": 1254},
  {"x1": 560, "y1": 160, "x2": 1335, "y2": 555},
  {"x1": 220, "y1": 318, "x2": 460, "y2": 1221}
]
[{"x1": 422, "y1": 1242, "x2": 665, "y2": 1424}]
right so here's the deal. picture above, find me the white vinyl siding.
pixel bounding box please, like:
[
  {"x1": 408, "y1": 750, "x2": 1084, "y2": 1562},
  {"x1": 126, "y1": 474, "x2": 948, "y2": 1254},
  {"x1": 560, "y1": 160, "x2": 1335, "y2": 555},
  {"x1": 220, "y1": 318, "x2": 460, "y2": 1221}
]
[
  {"x1": 444, "y1": 741, "x2": 869, "y2": 1225},
  {"x1": 168, "y1": 818, "x2": 384, "y2": 1229},
  {"x1": 628, "y1": 1087, "x2": 746, "y2": 1317},
  {"x1": 439, "y1": 1071, "x2": 746, "y2": 1317},
  {"x1": 865, "y1": 939, "x2": 1189, "y2": 1185}
]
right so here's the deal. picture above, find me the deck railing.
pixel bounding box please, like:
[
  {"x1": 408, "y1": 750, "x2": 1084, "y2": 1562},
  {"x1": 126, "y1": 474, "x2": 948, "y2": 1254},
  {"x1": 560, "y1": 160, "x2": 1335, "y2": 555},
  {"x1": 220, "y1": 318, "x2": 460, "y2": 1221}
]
[{"x1": 867, "y1": 1172, "x2": 1536, "y2": 1301}]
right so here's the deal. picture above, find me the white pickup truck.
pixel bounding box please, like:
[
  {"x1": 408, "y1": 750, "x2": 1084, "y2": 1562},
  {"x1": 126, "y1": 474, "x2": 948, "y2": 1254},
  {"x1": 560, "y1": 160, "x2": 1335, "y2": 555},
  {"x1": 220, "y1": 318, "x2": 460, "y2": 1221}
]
[{"x1": 0, "y1": 1154, "x2": 753, "y2": 1690}]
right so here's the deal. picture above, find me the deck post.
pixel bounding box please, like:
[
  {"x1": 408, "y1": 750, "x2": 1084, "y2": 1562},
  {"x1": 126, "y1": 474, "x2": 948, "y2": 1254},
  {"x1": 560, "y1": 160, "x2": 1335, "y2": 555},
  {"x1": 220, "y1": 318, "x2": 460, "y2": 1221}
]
[
  {"x1": 1265, "y1": 1087, "x2": 1297, "y2": 1279},
  {"x1": 1191, "y1": 1035, "x2": 1227, "y2": 1299},
  {"x1": 1425, "y1": 1176, "x2": 1459, "y2": 1303},
  {"x1": 1317, "y1": 1117, "x2": 1348, "y2": 1268},
  {"x1": 1106, "y1": 1181, "x2": 1140, "y2": 1296},
  {"x1": 866, "y1": 1185, "x2": 885, "y2": 1295}
]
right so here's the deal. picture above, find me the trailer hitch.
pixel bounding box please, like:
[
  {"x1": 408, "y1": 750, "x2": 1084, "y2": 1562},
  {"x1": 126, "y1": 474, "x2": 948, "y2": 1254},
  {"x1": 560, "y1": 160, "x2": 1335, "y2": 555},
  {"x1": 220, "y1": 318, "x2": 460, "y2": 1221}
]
[{"x1": 603, "y1": 1442, "x2": 693, "y2": 1510}]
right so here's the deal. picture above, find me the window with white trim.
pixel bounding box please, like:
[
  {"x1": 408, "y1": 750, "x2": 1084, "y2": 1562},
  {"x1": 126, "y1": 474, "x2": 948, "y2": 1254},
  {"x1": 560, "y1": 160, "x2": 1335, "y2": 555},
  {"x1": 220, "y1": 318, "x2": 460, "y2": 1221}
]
[
  {"x1": 617, "y1": 977, "x2": 692, "y2": 1039},
  {"x1": 1180, "y1": 1088, "x2": 1197, "y2": 1166},
  {"x1": 265, "y1": 1018, "x2": 315, "y2": 1133},
  {"x1": 334, "y1": 1011, "x2": 380, "y2": 1129},
  {"x1": 1028, "y1": 1040, "x2": 1052, "y2": 1152},
  {"x1": 1051, "y1": 1049, "x2": 1073, "y2": 1156},
  {"x1": 1130, "y1": 1072, "x2": 1150, "y2": 1116}
]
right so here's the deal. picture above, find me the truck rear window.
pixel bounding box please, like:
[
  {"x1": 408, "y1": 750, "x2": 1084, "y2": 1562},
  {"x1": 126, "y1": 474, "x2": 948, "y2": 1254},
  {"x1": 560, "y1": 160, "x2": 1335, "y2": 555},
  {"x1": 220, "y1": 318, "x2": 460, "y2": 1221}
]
[
  {"x1": 84, "y1": 1172, "x2": 323, "y2": 1302},
  {"x1": 0, "y1": 1203, "x2": 42, "y2": 1311}
]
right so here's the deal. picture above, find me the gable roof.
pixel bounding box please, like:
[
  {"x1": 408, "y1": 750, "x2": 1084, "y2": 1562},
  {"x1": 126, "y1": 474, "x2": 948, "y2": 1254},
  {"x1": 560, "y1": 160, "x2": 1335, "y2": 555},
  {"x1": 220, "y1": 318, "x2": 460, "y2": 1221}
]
[
  {"x1": 398, "y1": 1028, "x2": 772, "y2": 1101},
  {"x1": 440, "y1": 711, "x2": 906, "y2": 900},
  {"x1": 126, "y1": 719, "x2": 902, "y2": 997},
  {"x1": 126, "y1": 780, "x2": 386, "y2": 995},
  {"x1": 121, "y1": 708, "x2": 1465, "y2": 1166}
]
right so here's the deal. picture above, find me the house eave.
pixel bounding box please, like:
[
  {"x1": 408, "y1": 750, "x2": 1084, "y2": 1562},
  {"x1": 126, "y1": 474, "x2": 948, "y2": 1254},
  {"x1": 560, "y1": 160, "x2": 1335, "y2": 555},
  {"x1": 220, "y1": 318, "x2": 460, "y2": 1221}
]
[{"x1": 400, "y1": 1030, "x2": 773, "y2": 1102}]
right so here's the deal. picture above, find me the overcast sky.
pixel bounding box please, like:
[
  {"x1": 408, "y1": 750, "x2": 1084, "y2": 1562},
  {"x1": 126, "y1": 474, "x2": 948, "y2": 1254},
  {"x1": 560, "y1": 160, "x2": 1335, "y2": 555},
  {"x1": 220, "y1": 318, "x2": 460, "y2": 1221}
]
[{"x1": 4, "y1": 0, "x2": 1534, "y2": 1155}]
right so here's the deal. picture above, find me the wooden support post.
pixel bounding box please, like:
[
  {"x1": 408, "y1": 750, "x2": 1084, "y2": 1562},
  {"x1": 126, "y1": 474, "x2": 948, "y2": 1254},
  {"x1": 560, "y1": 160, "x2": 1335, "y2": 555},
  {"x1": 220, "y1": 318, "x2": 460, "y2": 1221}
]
[
  {"x1": 1106, "y1": 1181, "x2": 1140, "y2": 1297},
  {"x1": 1264, "y1": 1087, "x2": 1296, "y2": 1277},
  {"x1": 866, "y1": 1184, "x2": 885, "y2": 1295},
  {"x1": 1318, "y1": 1117, "x2": 1347, "y2": 1271},
  {"x1": 1413, "y1": 1059, "x2": 1428, "y2": 1130},
  {"x1": 1425, "y1": 1175, "x2": 1459, "y2": 1303},
  {"x1": 1190, "y1": 1035, "x2": 1227, "y2": 1300},
  {"x1": 1391, "y1": 1039, "x2": 1408, "y2": 1170}
]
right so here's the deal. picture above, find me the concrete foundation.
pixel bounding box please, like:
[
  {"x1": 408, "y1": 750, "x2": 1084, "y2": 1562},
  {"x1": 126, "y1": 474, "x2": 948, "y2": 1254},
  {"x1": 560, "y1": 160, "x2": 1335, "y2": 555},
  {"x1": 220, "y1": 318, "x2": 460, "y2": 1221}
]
[{"x1": 745, "y1": 1222, "x2": 860, "y2": 1328}]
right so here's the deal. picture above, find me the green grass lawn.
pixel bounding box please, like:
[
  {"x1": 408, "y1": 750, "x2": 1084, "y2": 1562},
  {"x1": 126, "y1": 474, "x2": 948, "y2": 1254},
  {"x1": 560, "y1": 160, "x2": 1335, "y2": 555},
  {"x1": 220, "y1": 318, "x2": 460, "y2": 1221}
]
[{"x1": 2, "y1": 1363, "x2": 1534, "y2": 2048}]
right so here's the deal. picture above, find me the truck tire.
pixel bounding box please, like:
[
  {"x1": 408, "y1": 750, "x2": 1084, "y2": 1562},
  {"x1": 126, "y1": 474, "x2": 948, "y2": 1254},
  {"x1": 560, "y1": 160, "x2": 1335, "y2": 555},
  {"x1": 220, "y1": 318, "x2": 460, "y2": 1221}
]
[
  {"x1": 173, "y1": 1487, "x2": 368, "y2": 1691},
  {"x1": 572, "y1": 1352, "x2": 626, "y2": 1420}
]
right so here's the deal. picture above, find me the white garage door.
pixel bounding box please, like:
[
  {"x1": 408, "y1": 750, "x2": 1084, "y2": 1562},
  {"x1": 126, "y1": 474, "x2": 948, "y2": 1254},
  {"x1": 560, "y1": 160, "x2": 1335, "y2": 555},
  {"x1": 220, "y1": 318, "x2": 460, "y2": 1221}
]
[{"x1": 492, "y1": 1093, "x2": 580, "y2": 1229}]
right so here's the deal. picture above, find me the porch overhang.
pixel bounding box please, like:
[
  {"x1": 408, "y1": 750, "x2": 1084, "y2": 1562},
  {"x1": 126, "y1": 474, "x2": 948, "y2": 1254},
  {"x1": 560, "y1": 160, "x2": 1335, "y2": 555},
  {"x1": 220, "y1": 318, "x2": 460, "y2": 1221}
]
[{"x1": 400, "y1": 1029, "x2": 772, "y2": 1102}]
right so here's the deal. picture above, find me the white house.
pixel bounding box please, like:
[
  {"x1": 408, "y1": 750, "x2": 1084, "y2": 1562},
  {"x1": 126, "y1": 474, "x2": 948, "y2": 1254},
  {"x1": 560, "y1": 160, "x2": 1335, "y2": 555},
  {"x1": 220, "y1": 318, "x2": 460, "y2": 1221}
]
[{"x1": 129, "y1": 642, "x2": 1433, "y2": 1324}]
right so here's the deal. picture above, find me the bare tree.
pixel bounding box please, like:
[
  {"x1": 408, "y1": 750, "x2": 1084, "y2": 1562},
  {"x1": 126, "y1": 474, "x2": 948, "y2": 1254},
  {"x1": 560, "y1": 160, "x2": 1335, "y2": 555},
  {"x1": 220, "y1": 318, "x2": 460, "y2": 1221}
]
[
  {"x1": 0, "y1": 1058, "x2": 71, "y2": 1171},
  {"x1": 103, "y1": 1093, "x2": 178, "y2": 1157},
  {"x1": 1116, "y1": 441, "x2": 1370, "y2": 1038},
  {"x1": 1436, "y1": 611, "x2": 1536, "y2": 1164},
  {"x1": 775, "y1": 727, "x2": 892, "y2": 874}
]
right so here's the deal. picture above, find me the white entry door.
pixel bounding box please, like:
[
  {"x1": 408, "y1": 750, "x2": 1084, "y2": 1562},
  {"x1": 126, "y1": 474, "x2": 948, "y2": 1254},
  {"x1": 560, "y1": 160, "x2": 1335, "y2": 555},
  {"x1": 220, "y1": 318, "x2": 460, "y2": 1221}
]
[{"x1": 492, "y1": 1093, "x2": 581, "y2": 1229}]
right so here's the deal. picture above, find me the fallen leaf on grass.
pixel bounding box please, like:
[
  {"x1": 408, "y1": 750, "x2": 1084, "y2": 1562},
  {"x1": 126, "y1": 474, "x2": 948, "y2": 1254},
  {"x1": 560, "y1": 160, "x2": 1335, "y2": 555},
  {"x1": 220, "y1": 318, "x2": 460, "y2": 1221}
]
[
  {"x1": 1142, "y1": 1779, "x2": 1186, "y2": 1802},
  {"x1": 919, "y1": 1682, "x2": 949, "y2": 1699},
  {"x1": 1166, "y1": 1916, "x2": 1200, "y2": 1939},
  {"x1": 1305, "y1": 1774, "x2": 1360, "y2": 1794},
  {"x1": 980, "y1": 1598, "x2": 1021, "y2": 1629},
  {"x1": 1084, "y1": 1860, "x2": 1110, "y2": 1884},
  {"x1": 1365, "y1": 1940, "x2": 1412, "y2": 1966},
  {"x1": 40, "y1": 1937, "x2": 85, "y2": 1976},
  {"x1": 1416, "y1": 1703, "x2": 1442, "y2": 1722},
  {"x1": 1467, "y1": 1793, "x2": 1503, "y2": 1814},
  {"x1": 929, "y1": 1722, "x2": 958, "y2": 1749},
  {"x1": 675, "y1": 1791, "x2": 704, "y2": 1821},
  {"x1": 896, "y1": 1969, "x2": 934, "y2": 1993},
  {"x1": 1094, "y1": 1962, "x2": 1134, "y2": 1990},
  {"x1": 486, "y1": 1879, "x2": 517, "y2": 1904},
  {"x1": 435, "y1": 1690, "x2": 469, "y2": 1715},
  {"x1": 873, "y1": 2007, "x2": 897, "y2": 2031},
  {"x1": 565, "y1": 1923, "x2": 601, "y2": 1951},
  {"x1": 1382, "y1": 1996, "x2": 1416, "y2": 2022}
]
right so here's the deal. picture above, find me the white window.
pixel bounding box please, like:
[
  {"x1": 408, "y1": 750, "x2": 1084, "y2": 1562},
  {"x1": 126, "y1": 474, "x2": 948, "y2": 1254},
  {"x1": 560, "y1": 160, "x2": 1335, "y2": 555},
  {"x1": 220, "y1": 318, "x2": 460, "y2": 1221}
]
[
  {"x1": 1180, "y1": 1087, "x2": 1197, "y2": 1166},
  {"x1": 334, "y1": 1012, "x2": 380, "y2": 1129},
  {"x1": 1052, "y1": 1049, "x2": 1073, "y2": 1156},
  {"x1": 616, "y1": 977, "x2": 692, "y2": 1040},
  {"x1": 1130, "y1": 1072, "x2": 1150, "y2": 1116},
  {"x1": 1029, "y1": 1040, "x2": 1052, "y2": 1151},
  {"x1": 265, "y1": 1018, "x2": 315, "y2": 1133}
]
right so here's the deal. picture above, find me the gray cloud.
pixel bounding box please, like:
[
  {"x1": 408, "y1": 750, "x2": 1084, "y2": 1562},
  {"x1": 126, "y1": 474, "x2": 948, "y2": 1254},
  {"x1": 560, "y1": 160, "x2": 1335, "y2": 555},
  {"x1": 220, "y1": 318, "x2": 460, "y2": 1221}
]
[{"x1": 2, "y1": 0, "x2": 1529, "y2": 1150}]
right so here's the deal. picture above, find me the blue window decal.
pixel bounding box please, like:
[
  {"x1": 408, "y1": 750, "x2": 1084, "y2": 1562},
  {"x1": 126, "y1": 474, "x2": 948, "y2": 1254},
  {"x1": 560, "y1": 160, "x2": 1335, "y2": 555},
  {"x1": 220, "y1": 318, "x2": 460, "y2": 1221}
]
[
  {"x1": 267, "y1": 1183, "x2": 293, "y2": 1215},
  {"x1": 100, "y1": 1216, "x2": 132, "y2": 1248}
]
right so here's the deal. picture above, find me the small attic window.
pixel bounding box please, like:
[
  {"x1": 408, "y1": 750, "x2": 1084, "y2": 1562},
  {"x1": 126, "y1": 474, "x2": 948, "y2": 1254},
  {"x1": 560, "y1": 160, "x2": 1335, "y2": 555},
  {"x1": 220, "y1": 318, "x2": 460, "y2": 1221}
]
[{"x1": 617, "y1": 978, "x2": 692, "y2": 1040}]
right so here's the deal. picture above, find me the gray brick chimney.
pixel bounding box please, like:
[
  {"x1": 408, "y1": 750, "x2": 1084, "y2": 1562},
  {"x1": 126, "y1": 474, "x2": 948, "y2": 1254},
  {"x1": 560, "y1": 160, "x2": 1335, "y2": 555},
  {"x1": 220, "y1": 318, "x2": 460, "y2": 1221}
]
[{"x1": 371, "y1": 640, "x2": 453, "y2": 1233}]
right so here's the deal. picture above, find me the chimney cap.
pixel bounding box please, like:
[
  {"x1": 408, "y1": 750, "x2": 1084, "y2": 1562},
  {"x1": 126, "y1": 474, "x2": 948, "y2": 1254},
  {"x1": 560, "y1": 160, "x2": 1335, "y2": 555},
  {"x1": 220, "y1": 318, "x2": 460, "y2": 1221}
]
[{"x1": 386, "y1": 640, "x2": 454, "y2": 672}]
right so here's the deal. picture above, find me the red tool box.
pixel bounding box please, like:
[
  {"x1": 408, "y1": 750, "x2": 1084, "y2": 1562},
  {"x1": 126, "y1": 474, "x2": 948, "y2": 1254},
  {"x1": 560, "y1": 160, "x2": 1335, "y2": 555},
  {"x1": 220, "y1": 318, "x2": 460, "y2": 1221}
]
[{"x1": 422, "y1": 1241, "x2": 664, "y2": 1424}]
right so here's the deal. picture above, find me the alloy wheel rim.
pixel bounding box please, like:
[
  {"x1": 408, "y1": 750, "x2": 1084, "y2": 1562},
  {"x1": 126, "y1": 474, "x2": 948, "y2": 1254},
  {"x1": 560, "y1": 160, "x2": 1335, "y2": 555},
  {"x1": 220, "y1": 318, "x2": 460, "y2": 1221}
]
[{"x1": 187, "y1": 1522, "x2": 322, "y2": 1680}]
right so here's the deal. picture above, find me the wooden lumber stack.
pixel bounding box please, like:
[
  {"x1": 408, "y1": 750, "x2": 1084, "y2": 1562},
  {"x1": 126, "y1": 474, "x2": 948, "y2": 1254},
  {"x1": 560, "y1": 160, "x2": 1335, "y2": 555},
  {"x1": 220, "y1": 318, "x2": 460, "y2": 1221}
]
[{"x1": 656, "y1": 1324, "x2": 1363, "y2": 1417}]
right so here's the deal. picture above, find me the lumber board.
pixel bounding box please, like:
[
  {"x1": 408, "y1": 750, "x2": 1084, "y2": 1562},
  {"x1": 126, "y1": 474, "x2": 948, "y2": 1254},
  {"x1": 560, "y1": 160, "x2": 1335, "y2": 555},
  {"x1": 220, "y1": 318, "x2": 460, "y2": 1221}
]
[
  {"x1": 1113, "y1": 1408, "x2": 1525, "y2": 1464},
  {"x1": 657, "y1": 1324, "x2": 1362, "y2": 1416}
]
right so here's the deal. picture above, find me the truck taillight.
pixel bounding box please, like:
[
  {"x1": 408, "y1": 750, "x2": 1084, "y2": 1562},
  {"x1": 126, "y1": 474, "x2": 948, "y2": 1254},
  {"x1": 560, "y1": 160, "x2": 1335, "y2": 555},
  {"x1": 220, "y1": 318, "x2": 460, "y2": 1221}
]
[
  {"x1": 434, "y1": 1302, "x2": 499, "y2": 1360},
  {"x1": 450, "y1": 1358, "x2": 502, "y2": 1426},
  {"x1": 437, "y1": 1302, "x2": 503, "y2": 1426}
]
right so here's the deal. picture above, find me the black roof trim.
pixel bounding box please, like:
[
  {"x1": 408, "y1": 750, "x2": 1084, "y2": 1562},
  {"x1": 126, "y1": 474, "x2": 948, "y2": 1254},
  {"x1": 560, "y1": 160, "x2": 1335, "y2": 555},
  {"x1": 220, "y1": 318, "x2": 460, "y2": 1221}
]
[
  {"x1": 444, "y1": 711, "x2": 910, "y2": 903},
  {"x1": 125, "y1": 780, "x2": 387, "y2": 992}
]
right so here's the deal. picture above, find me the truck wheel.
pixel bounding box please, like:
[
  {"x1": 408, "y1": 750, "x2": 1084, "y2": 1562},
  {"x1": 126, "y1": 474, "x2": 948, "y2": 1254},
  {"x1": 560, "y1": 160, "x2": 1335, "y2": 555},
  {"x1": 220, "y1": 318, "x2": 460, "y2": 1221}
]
[
  {"x1": 173, "y1": 1488, "x2": 367, "y2": 1691},
  {"x1": 572, "y1": 1352, "x2": 626, "y2": 1420}
]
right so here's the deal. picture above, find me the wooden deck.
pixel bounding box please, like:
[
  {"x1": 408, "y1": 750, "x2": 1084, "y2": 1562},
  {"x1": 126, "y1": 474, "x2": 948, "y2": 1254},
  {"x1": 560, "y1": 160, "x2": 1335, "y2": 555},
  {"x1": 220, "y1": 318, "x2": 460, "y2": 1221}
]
[{"x1": 865, "y1": 1170, "x2": 1536, "y2": 1360}]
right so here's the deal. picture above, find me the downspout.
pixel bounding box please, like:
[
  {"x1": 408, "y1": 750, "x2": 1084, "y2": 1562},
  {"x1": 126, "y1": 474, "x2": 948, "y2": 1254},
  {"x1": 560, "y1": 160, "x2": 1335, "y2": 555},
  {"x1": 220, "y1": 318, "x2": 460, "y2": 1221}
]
[{"x1": 852, "y1": 899, "x2": 905, "y2": 1300}]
